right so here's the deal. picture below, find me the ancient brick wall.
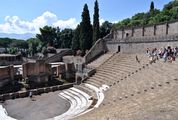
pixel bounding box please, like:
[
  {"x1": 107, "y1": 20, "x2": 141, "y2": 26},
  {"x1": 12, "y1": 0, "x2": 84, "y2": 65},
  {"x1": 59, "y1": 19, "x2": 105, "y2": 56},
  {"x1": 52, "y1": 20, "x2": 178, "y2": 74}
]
[
  {"x1": 133, "y1": 28, "x2": 142, "y2": 37},
  {"x1": 22, "y1": 60, "x2": 52, "y2": 83},
  {"x1": 113, "y1": 21, "x2": 178, "y2": 40},
  {"x1": 84, "y1": 38, "x2": 107, "y2": 64},
  {"x1": 0, "y1": 65, "x2": 14, "y2": 87},
  {"x1": 168, "y1": 22, "x2": 178, "y2": 35},
  {"x1": 144, "y1": 26, "x2": 154, "y2": 36},
  {"x1": 113, "y1": 30, "x2": 123, "y2": 39},
  {"x1": 156, "y1": 24, "x2": 166, "y2": 35}
]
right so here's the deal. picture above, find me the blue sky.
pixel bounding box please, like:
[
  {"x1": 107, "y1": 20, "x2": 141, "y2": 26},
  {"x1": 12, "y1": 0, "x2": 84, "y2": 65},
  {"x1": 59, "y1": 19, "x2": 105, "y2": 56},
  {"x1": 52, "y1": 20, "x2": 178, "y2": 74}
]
[{"x1": 0, "y1": 0, "x2": 172, "y2": 34}]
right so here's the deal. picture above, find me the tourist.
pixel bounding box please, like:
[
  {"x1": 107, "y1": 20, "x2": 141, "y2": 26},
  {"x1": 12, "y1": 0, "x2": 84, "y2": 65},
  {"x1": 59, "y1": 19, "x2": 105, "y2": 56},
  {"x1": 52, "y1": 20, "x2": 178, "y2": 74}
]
[
  {"x1": 135, "y1": 55, "x2": 140, "y2": 63},
  {"x1": 163, "y1": 50, "x2": 168, "y2": 62},
  {"x1": 173, "y1": 47, "x2": 178, "y2": 57},
  {"x1": 146, "y1": 48, "x2": 151, "y2": 57},
  {"x1": 29, "y1": 91, "x2": 33, "y2": 99}
]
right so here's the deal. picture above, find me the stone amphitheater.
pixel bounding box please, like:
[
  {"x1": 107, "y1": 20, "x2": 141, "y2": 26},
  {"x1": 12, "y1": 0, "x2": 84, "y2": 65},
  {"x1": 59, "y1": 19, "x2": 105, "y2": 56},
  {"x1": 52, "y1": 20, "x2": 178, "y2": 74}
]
[
  {"x1": 74, "y1": 53, "x2": 178, "y2": 120},
  {"x1": 1, "y1": 21, "x2": 178, "y2": 120}
]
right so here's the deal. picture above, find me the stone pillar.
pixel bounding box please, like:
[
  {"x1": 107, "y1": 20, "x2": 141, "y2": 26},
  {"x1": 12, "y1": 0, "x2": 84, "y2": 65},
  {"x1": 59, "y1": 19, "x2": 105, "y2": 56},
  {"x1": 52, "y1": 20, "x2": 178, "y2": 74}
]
[
  {"x1": 142, "y1": 27, "x2": 145, "y2": 36},
  {"x1": 166, "y1": 23, "x2": 169, "y2": 35},
  {"x1": 75, "y1": 73, "x2": 82, "y2": 85},
  {"x1": 154, "y1": 25, "x2": 156, "y2": 36},
  {"x1": 9, "y1": 65, "x2": 14, "y2": 81},
  {"x1": 57, "y1": 63, "x2": 66, "y2": 79},
  {"x1": 132, "y1": 28, "x2": 134, "y2": 37},
  {"x1": 22, "y1": 63, "x2": 27, "y2": 79},
  {"x1": 122, "y1": 29, "x2": 124, "y2": 39},
  {"x1": 65, "y1": 63, "x2": 75, "y2": 82}
]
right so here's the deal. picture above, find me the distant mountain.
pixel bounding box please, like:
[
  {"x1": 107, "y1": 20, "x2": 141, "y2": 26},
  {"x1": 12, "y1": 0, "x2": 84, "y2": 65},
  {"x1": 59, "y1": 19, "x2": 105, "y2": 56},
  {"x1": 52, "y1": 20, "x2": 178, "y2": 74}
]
[{"x1": 0, "y1": 33, "x2": 35, "y2": 40}]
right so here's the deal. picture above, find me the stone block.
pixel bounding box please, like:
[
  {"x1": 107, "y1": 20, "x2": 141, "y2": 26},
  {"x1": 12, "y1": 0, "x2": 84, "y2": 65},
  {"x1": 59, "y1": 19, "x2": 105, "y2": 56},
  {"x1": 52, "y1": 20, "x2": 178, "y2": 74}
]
[
  {"x1": 31, "y1": 89, "x2": 38, "y2": 95},
  {"x1": 65, "y1": 63, "x2": 75, "y2": 72},
  {"x1": 44, "y1": 87, "x2": 51, "y2": 93},
  {"x1": 57, "y1": 64, "x2": 66, "y2": 74},
  {"x1": 37, "y1": 88, "x2": 44, "y2": 95},
  {"x1": 9, "y1": 93, "x2": 15, "y2": 99},
  {"x1": 19, "y1": 91, "x2": 28, "y2": 98},
  {"x1": 3, "y1": 93, "x2": 11, "y2": 100},
  {"x1": 59, "y1": 84, "x2": 73, "y2": 90},
  {"x1": 14, "y1": 92, "x2": 19, "y2": 98},
  {"x1": 51, "y1": 86, "x2": 58, "y2": 92}
]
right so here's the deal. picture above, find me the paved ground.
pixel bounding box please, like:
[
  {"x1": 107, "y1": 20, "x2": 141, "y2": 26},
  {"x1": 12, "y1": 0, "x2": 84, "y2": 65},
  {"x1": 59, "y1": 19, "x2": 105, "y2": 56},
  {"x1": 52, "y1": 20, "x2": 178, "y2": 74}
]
[{"x1": 0, "y1": 91, "x2": 70, "y2": 120}]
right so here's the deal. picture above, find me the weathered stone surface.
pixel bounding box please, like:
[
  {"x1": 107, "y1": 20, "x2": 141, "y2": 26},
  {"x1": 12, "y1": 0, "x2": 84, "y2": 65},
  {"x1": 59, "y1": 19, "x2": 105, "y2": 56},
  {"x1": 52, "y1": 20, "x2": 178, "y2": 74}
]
[
  {"x1": 0, "y1": 65, "x2": 14, "y2": 88},
  {"x1": 73, "y1": 53, "x2": 178, "y2": 120},
  {"x1": 18, "y1": 91, "x2": 28, "y2": 98},
  {"x1": 22, "y1": 60, "x2": 52, "y2": 83}
]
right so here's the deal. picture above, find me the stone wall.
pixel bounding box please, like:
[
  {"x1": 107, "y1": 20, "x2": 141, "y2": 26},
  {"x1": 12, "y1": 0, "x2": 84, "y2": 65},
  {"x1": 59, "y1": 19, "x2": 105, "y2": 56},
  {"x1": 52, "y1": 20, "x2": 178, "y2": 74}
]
[
  {"x1": 84, "y1": 38, "x2": 108, "y2": 64},
  {"x1": 0, "y1": 65, "x2": 14, "y2": 87},
  {"x1": 45, "y1": 49, "x2": 73, "y2": 63},
  {"x1": 114, "y1": 20, "x2": 178, "y2": 39},
  {"x1": 0, "y1": 54, "x2": 22, "y2": 66},
  {"x1": 22, "y1": 60, "x2": 52, "y2": 83},
  {"x1": 107, "y1": 41, "x2": 178, "y2": 53},
  {"x1": 106, "y1": 20, "x2": 178, "y2": 53},
  {"x1": 0, "y1": 83, "x2": 74, "y2": 101}
]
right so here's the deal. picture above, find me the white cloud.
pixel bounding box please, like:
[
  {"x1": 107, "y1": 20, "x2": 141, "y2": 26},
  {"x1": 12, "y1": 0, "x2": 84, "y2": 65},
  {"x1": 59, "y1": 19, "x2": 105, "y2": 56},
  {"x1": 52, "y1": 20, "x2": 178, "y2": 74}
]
[
  {"x1": 99, "y1": 18, "x2": 105, "y2": 25},
  {"x1": 53, "y1": 18, "x2": 78, "y2": 29},
  {"x1": 0, "y1": 11, "x2": 79, "y2": 34},
  {"x1": 112, "y1": 20, "x2": 119, "y2": 24}
]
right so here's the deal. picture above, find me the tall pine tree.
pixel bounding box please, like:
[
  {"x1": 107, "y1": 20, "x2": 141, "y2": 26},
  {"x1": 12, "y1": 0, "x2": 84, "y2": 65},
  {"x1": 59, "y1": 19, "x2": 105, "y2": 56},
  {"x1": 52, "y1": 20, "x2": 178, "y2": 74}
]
[
  {"x1": 72, "y1": 25, "x2": 80, "y2": 51},
  {"x1": 93, "y1": 0, "x2": 100, "y2": 44},
  {"x1": 150, "y1": 1, "x2": 155, "y2": 16},
  {"x1": 80, "y1": 4, "x2": 93, "y2": 52},
  {"x1": 150, "y1": 1, "x2": 154, "y2": 11}
]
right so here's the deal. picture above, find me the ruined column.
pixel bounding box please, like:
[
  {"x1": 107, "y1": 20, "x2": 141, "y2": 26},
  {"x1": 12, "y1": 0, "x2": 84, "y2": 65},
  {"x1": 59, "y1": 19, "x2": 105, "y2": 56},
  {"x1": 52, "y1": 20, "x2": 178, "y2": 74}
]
[
  {"x1": 166, "y1": 23, "x2": 169, "y2": 35},
  {"x1": 142, "y1": 27, "x2": 145, "y2": 36},
  {"x1": 154, "y1": 25, "x2": 156, "y2": 36},
  {"x1": 9, "y1": 65, "x2": 14, "y2": 81}
]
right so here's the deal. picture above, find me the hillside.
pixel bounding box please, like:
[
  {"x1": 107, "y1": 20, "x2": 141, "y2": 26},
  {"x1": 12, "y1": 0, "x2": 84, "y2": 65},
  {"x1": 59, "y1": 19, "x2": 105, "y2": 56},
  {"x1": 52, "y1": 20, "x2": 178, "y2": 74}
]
[{"x1": 115, "y1": 1, "x2": 178, "y2": 29}]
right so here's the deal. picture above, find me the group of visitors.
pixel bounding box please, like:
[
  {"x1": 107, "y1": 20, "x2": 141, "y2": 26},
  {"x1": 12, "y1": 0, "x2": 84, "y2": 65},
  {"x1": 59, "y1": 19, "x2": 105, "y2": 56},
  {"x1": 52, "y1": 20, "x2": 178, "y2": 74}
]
[{"x1": 146, "y1": 46, "x2": 178, "y2": 63}]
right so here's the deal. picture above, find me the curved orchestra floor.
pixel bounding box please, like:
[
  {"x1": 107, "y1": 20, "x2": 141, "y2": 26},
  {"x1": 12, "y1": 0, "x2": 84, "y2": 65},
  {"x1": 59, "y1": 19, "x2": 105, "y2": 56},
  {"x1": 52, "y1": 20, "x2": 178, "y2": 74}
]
[{"x1": 1, "y1": 91, "x2": 70, "y2": 120}]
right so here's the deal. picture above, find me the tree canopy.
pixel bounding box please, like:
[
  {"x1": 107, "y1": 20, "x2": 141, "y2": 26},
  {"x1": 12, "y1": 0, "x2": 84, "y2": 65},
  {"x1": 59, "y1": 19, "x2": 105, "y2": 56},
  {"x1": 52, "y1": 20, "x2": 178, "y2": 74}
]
[
  {"x1": 80, "y1": 4, "x2": 93, "y2": 51},
  {"x1": 93, "y1": 0, "x2": 100, "y2": 44},
  {"x1": 115, "y1": 1, "x2": 178, "y2": 29}
]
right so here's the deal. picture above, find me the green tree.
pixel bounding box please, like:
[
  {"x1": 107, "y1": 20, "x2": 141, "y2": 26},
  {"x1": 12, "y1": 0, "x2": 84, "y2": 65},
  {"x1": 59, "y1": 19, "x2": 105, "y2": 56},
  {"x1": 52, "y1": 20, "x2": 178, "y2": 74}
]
[
  {"x1": 60, "y1": 28, "x2": 73, "y2": 48},
  {"x1": 93, "y1": 0, "x2": 100, "y2": 44},
  {"x1": 8, "y1": 47, "x2": 18, "y2": 54},
  {"x1": 36, "y1": 26, "x2": 57, "y2": 47},
  {"x1": 100, "y1": 21, "x2": 112, "y2": 38},
  {"x1": 163, "y1": 1, "x2": 178, "y2": 11},
  {"x1": 114, "y1": 0, "x2": 178, "y2": 29},
  {"x1": 150, "y1": 1, "x2": 154, "y2": 12},
  {"x1": 54, "y1": 27, "x2": 61, "y2": 48},
  {"x1": 27, "y1": 38, "x2": 41, "y2": 56},
  {"x1": 80, "y1": 4, "x2": 93, "y2": 51},
  {"x1": 72, "y1": 25, "x2": 80, "y2": 50}
]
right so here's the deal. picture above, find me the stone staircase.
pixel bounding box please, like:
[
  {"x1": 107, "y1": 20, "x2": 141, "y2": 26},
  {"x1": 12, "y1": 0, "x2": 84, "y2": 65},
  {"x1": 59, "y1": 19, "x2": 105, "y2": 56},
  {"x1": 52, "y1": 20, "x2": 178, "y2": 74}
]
[
  {"x1": 72, "y1": 53, "x2": 178, "y2": 120},
  {"x1": 2, "y1": 53, "x2": 177, "y2": 120},
  {"x1": 86, "y1": 52, "x2": 114, "y2": 68}
]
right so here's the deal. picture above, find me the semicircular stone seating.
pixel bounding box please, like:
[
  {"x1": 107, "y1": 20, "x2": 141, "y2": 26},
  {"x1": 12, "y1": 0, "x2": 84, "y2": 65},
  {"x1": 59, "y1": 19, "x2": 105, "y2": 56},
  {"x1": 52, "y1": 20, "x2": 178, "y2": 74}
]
[
  {"x1": 2, "y1": 52, "x2": 178, "y2": 120},
  {"x1": 71, "y1": 53, "x2": 178, "y2": 120}
]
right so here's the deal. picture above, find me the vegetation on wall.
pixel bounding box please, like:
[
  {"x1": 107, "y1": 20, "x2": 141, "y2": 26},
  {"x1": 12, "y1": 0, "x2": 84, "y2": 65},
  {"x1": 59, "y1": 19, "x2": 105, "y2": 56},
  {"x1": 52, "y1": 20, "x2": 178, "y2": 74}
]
[{"x1": 115, "y1": 1, "x2": 178, "y2": 29}]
